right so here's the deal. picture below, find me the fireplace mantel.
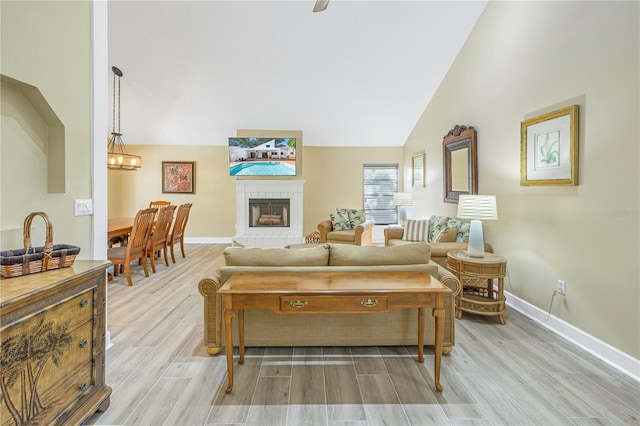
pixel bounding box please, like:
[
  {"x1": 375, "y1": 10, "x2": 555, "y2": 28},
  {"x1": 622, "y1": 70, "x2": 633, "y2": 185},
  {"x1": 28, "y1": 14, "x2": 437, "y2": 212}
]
[{"x1": 234, "y1": 180, "x2": 305, "y2": 247}]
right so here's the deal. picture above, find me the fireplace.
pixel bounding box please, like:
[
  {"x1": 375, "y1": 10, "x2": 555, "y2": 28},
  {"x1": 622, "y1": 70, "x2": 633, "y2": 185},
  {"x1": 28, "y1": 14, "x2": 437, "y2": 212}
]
[
  {"x1": 249, "y1": 198, "x2": 290, "y2": 227},
  {"x1": 234, "y1": 180, "x2": 305, "y2": 247}
]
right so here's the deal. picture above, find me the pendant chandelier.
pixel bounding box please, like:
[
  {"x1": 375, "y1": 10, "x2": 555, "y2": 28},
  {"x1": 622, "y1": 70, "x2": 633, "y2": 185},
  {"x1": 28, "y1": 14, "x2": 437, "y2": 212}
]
[{"x1": 107, "y1": 66, "x2": 141, "y2": 170}]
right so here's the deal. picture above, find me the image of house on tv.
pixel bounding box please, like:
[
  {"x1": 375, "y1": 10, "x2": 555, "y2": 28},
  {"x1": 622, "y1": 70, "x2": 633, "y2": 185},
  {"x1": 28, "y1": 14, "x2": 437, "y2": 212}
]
[{"x1": 228, "y1": 138, "x2": 296, "y2": 162}]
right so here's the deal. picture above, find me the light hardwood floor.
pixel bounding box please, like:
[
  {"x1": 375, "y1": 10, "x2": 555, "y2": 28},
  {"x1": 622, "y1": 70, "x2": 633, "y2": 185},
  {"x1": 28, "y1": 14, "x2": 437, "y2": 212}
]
[{"x1": 87, "y1": 244, "x2": 639, "y2": 425}]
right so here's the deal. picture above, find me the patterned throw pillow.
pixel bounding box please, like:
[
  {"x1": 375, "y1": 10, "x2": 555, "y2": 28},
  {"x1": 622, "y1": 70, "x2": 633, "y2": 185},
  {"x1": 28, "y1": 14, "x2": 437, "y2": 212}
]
[
  {"x1": 454, "y1": 222, "x2": 471, "y2": 242},
  {"x1": 347, "y1": 209, "x2": 366, "y2": 227},
  {"x1": 432, "y1": 225, "x2": 458, "y2": 243},
  {"x1": 446, "y1": 218, "x2": 470, "y2": 242},
  {"x1": 428, "y1": 215, "x2": 451, "y2": 242},
  {"x1": 330, "y1": 213, "x2": 349, "y2": 231},
  {"x1": 336, "y1": 207, "x2": 364, "y2": 229},
  {"x1": 402, "y1": 219, "x2": 429, "y2": 242}
]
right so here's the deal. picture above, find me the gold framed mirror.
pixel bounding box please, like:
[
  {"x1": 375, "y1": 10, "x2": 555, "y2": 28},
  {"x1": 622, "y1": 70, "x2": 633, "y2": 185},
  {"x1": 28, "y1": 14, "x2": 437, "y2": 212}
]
[{"x1": 443, "y1": 125, "x2": 477, "y2": 203}]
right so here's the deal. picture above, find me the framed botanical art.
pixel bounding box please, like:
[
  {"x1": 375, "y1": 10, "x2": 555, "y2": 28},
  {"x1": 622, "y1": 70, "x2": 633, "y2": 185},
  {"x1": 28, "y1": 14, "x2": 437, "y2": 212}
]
[
  {"x1": 162, "y1": 161, "x2": 195, "y2": 193},
  {"x1": 412, "y1": 151, "x2": 425, "y2": 188},
  {"x1": 521, "y1": 105, "x2": 579, "y2": 186}
]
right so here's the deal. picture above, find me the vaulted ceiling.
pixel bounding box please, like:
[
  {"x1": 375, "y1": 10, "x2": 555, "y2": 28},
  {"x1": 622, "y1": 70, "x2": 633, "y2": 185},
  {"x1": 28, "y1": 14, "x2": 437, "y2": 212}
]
[{"x1": 108, "y1": 1, "x2": 486, "y2": 147}]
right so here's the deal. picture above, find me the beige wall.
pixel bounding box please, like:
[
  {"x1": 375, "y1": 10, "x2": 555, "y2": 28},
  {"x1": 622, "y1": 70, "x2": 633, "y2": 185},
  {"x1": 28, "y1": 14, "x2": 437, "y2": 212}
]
[
  {"x1": 108, "y1": 144, "x2": 403, "y2": 239},
  {"x1": 403, "y1": 1, "x2": 639, "y2": 358},
  {"x1": 1, "y1": 1, "x2": 93, "y2": 257}
]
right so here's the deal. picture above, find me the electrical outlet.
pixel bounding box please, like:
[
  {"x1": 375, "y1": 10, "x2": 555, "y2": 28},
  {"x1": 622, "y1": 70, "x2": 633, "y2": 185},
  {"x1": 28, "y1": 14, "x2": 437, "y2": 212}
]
[
  {"x1": 557, "y1": 280, "x2": 566, "y2": 295},
  {"x1": 74, "y1": 199, "x2": 94, "y2": 216}
]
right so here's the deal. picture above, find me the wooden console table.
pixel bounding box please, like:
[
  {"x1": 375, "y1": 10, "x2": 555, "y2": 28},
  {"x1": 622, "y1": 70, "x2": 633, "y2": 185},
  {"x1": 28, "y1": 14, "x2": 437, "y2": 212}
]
[
  {"x1": 218, "y1": 271, "x2": 452, "y2": 393},
  {"x1": 447, "y1": 250, "x2": 507, "y2": 324}
]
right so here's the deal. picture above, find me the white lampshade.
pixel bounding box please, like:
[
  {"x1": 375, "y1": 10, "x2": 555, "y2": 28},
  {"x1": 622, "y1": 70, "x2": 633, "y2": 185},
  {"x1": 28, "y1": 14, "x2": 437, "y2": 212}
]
[
  {"x1": 392, "y1": 192, "x2": 413, "y2": 206},
  {"x1": 457, "y1": 195, "x2": 498, "y2": 257},
  {"x1": 457, "y1": 195, "x2": 498, "y2": 220}
]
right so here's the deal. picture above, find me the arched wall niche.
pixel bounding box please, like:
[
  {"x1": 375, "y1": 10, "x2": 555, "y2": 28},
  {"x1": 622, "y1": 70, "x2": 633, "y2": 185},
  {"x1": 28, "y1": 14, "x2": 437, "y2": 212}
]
[{"x1": 1, "y1": 74, "x2": 65, "y2": 193}]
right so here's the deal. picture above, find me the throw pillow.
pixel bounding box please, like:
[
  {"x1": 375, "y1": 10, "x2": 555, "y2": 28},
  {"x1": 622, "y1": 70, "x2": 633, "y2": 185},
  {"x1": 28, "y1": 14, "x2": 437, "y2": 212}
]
[
  {"x1": 455, "y1": 222, "x2": 471, "y2": 242},
  {"x1": 347, "y1": 209, "x2": 366, "y2": 227},
  {"x1": 335, "y1": 208, "x2": 353, "y2": 229},
  {"x1": 402, "y1": 219, "x2": 429, "y2": 242},
  {"x1": 432, "y1": 225, "x2": 458, "y2": 243},
  {"x1": 330, "y1": 213, "x2": 349, "y2": 231},
  {"x1": 428, "y1": 215, "x2": 451, "y2": 242},
  {"x1": 336, "y1": 207, "x2": 364, "y2": 229}
]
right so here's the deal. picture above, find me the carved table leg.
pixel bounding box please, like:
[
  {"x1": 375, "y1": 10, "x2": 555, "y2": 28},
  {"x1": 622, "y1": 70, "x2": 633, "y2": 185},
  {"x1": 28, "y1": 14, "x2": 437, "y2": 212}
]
[{"x1": 417, "y1": 307, "x2": 425, "y2": 363}]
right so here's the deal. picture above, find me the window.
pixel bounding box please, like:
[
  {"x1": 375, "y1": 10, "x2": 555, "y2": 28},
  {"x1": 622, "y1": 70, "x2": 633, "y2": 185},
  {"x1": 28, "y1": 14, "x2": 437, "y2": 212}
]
[{"x1": 363, "y1": 164, "x2": 399, "y2": 225}]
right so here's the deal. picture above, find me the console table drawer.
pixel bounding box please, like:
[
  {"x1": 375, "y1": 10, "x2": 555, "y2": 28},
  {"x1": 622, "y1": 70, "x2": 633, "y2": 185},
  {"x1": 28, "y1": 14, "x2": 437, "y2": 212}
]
[{"x1": 280, "y1": 295, "x2": 388, "y2": 312}]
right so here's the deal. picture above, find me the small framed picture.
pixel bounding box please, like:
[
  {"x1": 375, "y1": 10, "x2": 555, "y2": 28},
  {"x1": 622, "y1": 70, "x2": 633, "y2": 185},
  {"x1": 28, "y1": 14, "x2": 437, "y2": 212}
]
[
  {"x1": 412, "y1": 151, "x2": 425, "y2": 188},
  {"x1": 162, "y1": 161, "x2": 195, "y2": 193},
  {"x1": 521, "y1": 105, "x2": 579, "y2": 186}
]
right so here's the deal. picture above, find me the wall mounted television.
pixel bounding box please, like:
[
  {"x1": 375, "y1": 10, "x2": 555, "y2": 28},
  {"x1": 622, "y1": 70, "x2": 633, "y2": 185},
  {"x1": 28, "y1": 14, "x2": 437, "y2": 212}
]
[{"x1": 228, "y1": 137, "x2": 296, "y2": 176}]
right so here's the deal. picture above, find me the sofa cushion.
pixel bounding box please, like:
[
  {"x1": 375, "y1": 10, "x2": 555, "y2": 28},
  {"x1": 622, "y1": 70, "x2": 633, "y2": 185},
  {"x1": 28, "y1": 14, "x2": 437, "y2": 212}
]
[
  {"x1": 223, "y1": 244, "x2": 330, "y2": 266},
  {"x1": 329, "y1": 243, "x2": 430, "y2": 266},
  {"x1": 330, "y1": 212, "x2": 349, "y2": 231},
  {"x1": 402, "y1": 219, "x2": 429, "y2": 242},
  {"x1": 326, "y1": 230, "x2": 356, "y2": 243}
]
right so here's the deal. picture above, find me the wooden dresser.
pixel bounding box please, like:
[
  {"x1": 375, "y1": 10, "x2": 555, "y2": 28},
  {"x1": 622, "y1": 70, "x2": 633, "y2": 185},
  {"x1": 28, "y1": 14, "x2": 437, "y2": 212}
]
[{"x1": 0, "y1": 261, "x2": 111, "y2": 425}]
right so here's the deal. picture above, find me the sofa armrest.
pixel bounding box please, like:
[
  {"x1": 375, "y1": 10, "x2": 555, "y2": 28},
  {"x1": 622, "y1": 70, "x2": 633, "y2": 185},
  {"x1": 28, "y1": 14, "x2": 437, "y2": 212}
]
[
  {"x1": 354, "y1": 220, "x2": 375, "y2": 246},
  {"x1": 198, "y1": 271, "x2": 224, "y2": 355},
  {"x1": 317, "y1": 220, "x2": 333, "y2": 243},
  {"x1": 384, "y1": 227, "x2": 404, "y2": 245},
  {"x1": 431, "y1": 261, "x2": 460, "y2": 298}
]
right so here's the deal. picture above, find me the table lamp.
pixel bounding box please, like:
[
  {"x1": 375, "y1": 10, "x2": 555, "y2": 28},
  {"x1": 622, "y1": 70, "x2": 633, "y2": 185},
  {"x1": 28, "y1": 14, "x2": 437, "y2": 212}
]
[
  {"x1": 456, "y1": 194, "x2": 498, "y2": 257},
  {"x1": 393, "y1": 192, "x2": 413, "y2": 227}
]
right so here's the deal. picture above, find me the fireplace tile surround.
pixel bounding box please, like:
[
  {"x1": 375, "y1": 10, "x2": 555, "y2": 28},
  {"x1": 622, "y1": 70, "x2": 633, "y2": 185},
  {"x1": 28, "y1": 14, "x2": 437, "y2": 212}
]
[{"x1": 234, "y1": 180, "x2": 304, "y2": 248}]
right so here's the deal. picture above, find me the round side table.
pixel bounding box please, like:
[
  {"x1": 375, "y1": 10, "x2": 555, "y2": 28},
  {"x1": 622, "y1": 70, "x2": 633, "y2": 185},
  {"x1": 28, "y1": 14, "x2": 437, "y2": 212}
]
[{"x1": 447, "y1": 250, "x2": 507, "y2": 325}]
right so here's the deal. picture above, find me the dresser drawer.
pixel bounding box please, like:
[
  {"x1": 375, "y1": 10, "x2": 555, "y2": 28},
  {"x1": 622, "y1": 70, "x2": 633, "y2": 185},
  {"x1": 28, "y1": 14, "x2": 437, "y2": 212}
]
[{"x1": 280, "y1": 295, "x2": 389, "y2": 313}]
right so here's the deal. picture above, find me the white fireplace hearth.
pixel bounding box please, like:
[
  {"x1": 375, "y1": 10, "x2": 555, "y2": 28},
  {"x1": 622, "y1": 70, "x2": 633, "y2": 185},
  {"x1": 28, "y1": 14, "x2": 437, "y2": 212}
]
[{"x1": 234, "y1": 180, "x2": 305, "y2": 248}]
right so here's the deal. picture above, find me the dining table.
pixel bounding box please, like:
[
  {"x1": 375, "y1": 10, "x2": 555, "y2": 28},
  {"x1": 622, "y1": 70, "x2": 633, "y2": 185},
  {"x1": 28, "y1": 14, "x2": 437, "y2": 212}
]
[{"x1": 107, "y1": 217, "x2": 134, "y2": 239}]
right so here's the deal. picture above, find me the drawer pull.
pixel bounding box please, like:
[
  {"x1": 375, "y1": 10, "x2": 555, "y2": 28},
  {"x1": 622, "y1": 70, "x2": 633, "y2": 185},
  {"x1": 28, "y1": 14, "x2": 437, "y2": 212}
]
[
  {"x1": 79, "y1": 383, "x2": 88, "y2": 392},
  {"x1": 289, "y1": 300, "x2": 308, "y2": 308},
  {"x1": 361, "y1": 298, "x2": 378, "y2": 308},
  {"x1": 80, "y1": 299, "x2": 89, "y2": 308},
  {"x1": 79, "y1": 340, "x2": 88, "y2": 348}
]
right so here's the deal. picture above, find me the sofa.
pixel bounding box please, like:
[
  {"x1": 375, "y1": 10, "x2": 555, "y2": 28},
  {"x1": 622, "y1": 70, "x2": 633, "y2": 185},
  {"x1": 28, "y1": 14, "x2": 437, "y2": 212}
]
[
  {"x1": 198, "y1": 243, "x2": 461, "y2": 356},
  {"x1": 384, "y1": 215, "x2": 492, "y2": 269},
  {"x1": 317, "y1": 207, "x2": 374, "y2": 245}
]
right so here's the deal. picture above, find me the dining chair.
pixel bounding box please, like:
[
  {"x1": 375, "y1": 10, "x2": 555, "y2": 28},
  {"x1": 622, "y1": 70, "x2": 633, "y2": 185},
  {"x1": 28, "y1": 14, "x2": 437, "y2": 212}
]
[
  {"x1": 107, "y1": 207, "x2": 156, "y2": 286},
  {"x1": 147, "y1": 205, "x2": 176, "y2": 273},
  {"x1": 168, "y1": 203, "x2": 192, "y2": 263},
  {"x1": 149, "y1": 200, "x2": 171, "y2": 223}
]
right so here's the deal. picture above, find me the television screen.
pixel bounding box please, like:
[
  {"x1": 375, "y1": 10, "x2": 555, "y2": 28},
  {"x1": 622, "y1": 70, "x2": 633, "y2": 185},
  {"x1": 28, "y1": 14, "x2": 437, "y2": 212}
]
[{"x1": 228, "y1": 137, "x2": 296, "y2": 176}]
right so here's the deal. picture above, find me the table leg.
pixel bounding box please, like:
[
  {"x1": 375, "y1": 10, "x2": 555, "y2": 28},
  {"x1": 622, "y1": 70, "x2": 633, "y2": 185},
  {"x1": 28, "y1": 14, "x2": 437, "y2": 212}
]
[
  {"x1": 238, "y1": 309, "x2": 245, "y2": 364},
  {"x1": 224, "y1": 308, "x2": 236, "y2": 394},
  {"x1": 432, "y1": 294, "x2": 445, "y2": 392},
  {"x1": 417, "y1": 307, "x2": 425, "y2": 363}
]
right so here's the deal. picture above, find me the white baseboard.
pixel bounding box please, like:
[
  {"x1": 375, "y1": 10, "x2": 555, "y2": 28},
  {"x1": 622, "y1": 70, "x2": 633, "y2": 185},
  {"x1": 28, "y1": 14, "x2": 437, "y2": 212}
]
[{"x1": 506, "y1": 291, "x2": 640, "y2": 382}]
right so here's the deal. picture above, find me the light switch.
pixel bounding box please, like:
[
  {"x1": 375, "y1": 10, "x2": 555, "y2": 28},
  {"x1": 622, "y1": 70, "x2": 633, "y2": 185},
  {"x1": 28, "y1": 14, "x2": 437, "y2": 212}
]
[{"x1": 74, "y1": 199, "x2": 94, "y2": 216}]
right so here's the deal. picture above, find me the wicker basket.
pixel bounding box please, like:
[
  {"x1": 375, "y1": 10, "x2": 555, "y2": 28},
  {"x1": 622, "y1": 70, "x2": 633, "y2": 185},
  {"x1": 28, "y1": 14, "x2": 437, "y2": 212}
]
[{"x1": 0, "y1": 212, "x2": 80, "y2": 278}]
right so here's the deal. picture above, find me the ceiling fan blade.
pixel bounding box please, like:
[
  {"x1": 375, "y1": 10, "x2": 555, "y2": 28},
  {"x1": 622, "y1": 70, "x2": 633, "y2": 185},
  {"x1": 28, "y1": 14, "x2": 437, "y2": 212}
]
[{"x1": 313, "y1": 0, "x2": 329, "y2": 13}]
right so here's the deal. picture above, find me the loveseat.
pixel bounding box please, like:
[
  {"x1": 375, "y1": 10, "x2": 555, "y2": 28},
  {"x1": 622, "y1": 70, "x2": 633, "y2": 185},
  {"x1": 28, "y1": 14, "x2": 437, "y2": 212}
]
[
  {"x1": 198, "y1": 243, "x2": 461, "y2": 356},
  {"x1": 385, "y1": 215, "x2": 492, "y2": 269}
]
